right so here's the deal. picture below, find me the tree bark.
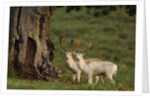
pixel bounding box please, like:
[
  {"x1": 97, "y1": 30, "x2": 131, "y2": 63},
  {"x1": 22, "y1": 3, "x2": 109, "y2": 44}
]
[{"x1": 8, "y1": 7, "x2": 62, "y2": 81}]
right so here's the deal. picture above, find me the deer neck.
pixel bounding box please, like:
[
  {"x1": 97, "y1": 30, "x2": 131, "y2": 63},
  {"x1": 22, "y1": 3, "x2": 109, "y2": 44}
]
[
  {"x1": 77, "y1": 57, "x2": 86, "y2": 70},
  {"x1": 66, "y1": 55, "x2": 75, "y2": 66}
]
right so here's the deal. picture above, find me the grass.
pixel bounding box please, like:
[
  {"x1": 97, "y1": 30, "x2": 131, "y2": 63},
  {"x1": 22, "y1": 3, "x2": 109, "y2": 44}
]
[{"x1": 7, "y1": 6, "x2": 135, "y2": 91}]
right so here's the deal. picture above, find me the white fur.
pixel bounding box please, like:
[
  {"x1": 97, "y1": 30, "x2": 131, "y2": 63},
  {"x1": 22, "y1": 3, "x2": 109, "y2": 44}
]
[
  {"x1": 75, "y1": 53, "x2": 117, "y2": 84},
  {"x1": 65, "y1": 51, "x2": 82, "y2": 83}
]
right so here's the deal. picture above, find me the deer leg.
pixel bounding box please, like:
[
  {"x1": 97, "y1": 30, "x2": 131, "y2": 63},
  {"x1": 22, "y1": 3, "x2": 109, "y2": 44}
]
[
  {"x1": 100, "y1": 75, "x2": 104, "y2": 84},
  {"x1": 72, "y1": 73, "x2": 76, "y2": 82},
  {"x1": 77, "y1": 72, "x2": 81, "y2": 83},
  {"x1": 88, "y1": 74, "x2": 93, "y2": 84},
  {"x1": 107, "y1": 75, "x2": 115, "y2": 84},
  {"x1": 95, "y1": 76, "x2": 99, "y2": 84}
]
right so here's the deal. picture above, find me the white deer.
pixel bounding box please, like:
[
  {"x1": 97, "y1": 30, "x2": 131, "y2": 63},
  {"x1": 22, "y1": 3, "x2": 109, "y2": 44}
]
[
  {"x1": 73, "y1": 40, "x2": 118, "y2": 84},
  {"x1": 59, "y1": 37, "x2": 82, "y2": 83}
]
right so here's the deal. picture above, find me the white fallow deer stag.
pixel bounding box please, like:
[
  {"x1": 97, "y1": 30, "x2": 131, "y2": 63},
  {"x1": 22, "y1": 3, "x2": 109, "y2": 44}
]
[
  {"x1": 59, "y1": 36, "x2": 82, "y2": 83},
  {"x1": 73, "y1": 39, "x2": 118, "y2": 84}
]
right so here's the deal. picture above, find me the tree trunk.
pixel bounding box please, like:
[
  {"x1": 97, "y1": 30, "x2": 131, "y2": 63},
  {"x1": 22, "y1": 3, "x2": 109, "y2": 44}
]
[{"x1": 8, "y1": 7, "x2": 62, "y2": 81}]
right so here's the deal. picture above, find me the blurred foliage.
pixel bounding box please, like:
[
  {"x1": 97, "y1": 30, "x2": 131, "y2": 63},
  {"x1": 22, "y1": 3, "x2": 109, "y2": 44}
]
[
  {"x1": 65, "y1": 5, "x2": 136, "y2": 17},
  {"x1": 8, "y1": 6, "x2": 135, "y2": 91}
]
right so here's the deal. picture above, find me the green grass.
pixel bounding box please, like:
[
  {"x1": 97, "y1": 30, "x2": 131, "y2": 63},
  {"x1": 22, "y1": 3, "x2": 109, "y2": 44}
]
[
  {"x1": 7, "y1": 77, "x2": 124, "y2": 90},
  {"x1": 7, "y1": 6, "x2": 135, "y2": 91}
]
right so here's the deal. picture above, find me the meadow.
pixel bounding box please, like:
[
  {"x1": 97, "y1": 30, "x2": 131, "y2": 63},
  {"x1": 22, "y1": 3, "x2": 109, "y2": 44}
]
[{"x1": 7, "y1": 6, "x2": 135, "y2": 90}]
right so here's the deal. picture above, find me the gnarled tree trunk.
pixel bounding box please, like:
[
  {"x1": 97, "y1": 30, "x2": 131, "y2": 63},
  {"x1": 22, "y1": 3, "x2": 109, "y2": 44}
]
[{"x1": 8, "y1": 7, "x2": 62, "y2": 81}]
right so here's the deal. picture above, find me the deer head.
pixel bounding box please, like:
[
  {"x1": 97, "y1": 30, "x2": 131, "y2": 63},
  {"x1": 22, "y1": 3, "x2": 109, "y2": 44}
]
[{"x1": 72, "y1": 39, "x2": 92, "y2": 61}]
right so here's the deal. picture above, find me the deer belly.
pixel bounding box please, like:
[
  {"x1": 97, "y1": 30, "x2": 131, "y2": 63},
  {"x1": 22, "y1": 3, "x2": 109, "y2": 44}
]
[
  {"x1": 93, "y1": 68, "x2": 104, "y2": 76},
  {"x1": 88, "y1": 64, "x2": 103, "y2": 75},
  {"x1": 85, "y1": 64, "x2": 103, "y2": 76}
]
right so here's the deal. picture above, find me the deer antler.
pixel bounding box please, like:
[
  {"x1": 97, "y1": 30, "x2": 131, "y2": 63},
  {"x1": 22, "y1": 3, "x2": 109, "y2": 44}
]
[
  {"x1": 59, "y1": 36, "x2": 67, "y2": 52},
  {"x1": 59, "y1": 36, "x2": 63, "y2": 45},
  {"x1": 70, "y1": 39, "x2": 74, "y2": 51},
  {"x1": 83, "y1": 41, "x2": 92, "y2": 53},
  {"x1": 71, "y1": 39, "x2": 80, "y2": 52},
  {"x1": 88, "y1": 41, "x2": 92, "y2": 49},
  {"x1": 76, "y1": 39, "x2": 81, "y2": 49},
  {"x1": 74, "y1": 39, "x2": 92, "y2": 53}
]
